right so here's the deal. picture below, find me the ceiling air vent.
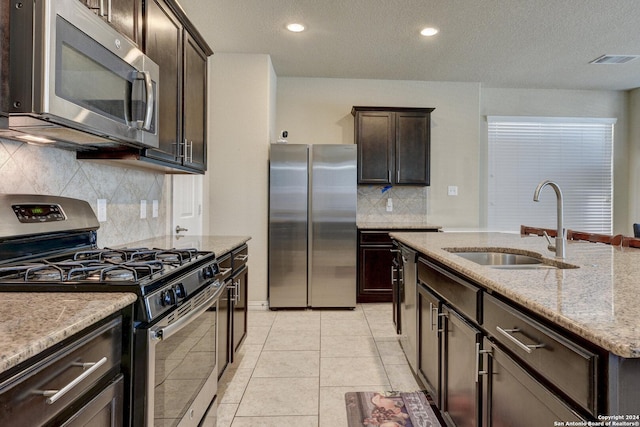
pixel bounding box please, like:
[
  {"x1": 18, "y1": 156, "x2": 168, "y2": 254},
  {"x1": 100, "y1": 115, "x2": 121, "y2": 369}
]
[{"x1": 589, "y1": 54, "x2": 640, "y2": 64}]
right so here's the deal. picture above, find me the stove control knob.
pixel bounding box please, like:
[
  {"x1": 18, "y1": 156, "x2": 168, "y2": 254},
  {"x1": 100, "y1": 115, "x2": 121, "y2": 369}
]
[
  {"x1": 161, "y1": 289, "x2": 177, "y2": 306},
  {"x1": 202, "y1": 265, "x2": 215, "y2": 280},
  {"x1": 174, "y1": 283, "x2": 186, "y2": 299}
]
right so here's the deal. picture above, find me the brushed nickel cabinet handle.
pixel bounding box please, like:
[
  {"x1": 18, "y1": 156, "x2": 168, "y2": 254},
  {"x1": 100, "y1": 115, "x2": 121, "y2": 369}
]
[
  {"x1": 496, "y1": 326, "x2": 545, "y2": 353},
  {"x1": 40, "y1": 357, "x2": 108, "y2": 404}
]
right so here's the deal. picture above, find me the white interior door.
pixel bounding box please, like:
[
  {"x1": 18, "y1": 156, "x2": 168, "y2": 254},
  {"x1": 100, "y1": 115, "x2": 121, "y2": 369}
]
[{"x1": 172, "y1": 175, "x2": 203, "y2": 240}]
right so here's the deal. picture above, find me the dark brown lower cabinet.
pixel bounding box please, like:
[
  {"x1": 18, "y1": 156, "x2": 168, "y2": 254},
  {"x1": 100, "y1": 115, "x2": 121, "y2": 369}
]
[
  {"x1": 231, "y1": 266, "x2": 248, "y2": 357},
  {"x1": 482, "y1": 337, "x2": 586, "y2": 426},
  {"x1": 217, "y1": 281, "x2": 230, "y2": 378},
  {"x1": 441, "y1": 306, "x2": 482, "y2": 427},
  {"x1": 61, "y1": 375, "x2": 124, "y2": 427},
  {"x1": 418, "y1": 283, "x2": 441, "y2": 404}
]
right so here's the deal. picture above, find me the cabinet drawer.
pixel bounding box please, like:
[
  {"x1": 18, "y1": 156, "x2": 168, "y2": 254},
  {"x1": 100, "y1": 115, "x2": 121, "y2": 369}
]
[
  {"x1": 216, "y1": 253, "x2": 233, "y2": 281},
  {"x1": 359, "y1": 231, "x2": 392, "y2": 244},
  {"x1": 483, "y1": 293, "x2": 598, "y2": 415},
  {"x1": 0, "y1": 317, "x2": 122, "y2": 427},
  {"x1": 418, "y1": 257, "x2": 481, "y2": 322},
  {"x1": 232, "y1": 245, "x2": 248, "y2": 270}
]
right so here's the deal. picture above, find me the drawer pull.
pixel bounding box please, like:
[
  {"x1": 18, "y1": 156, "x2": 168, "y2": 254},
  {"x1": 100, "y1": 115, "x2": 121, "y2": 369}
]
[
  {"x1": 496, "y1": 326, "x2": 545, "y2": 354},
  {"x1": 40, "y1": 357, "x2": 108, "y2": 404},
  {"x1": 218, "y1": 267, "x2": 232, "y2": 276},
  {"x1": 234, "y1": 254, "x2": 248, "y2": 262}
]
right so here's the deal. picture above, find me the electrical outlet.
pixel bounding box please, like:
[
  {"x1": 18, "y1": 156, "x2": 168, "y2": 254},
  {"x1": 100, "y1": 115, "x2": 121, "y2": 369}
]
[
  {"x1": 152, "y1": 200, "x2": 159, "y2": 218},
  {"x1": 448, "y1": 186, "x2": 458, "y2": 196},
  {"x1": 386, "y1": 198, "x2": 393, "y2": 212},
  {"x1": 140, "y1": 200, "x2": 147, "y2": 219},
  {"x1": 97, "y1": 199, "x2": 107, "y2": 222}
]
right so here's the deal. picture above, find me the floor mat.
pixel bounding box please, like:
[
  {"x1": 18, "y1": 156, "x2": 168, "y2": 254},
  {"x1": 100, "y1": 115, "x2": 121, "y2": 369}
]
[{"x1": 345, "y1": 391, "x2": 443, "y2": 427}]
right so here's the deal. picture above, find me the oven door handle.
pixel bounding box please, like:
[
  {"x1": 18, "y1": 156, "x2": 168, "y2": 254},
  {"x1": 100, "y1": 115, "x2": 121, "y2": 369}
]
[{"x1": 152, "y1": 289, "x2": 218, "y2": 341}]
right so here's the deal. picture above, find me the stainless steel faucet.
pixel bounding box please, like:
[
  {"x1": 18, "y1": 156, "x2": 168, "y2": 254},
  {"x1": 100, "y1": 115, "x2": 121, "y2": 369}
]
[{"x1": 533, "y1": 180, "x2": 566, "y2": 259}]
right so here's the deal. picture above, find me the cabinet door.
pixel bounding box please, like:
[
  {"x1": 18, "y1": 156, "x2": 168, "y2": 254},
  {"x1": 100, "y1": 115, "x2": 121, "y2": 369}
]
[
  {"x1": 395, "y1": 111, "x2": 430, "y2": 185},
  {"x1": 79, "y1": 0, "x2": 140, "y2": 45},
  {"x1": 356, "y1": 111, "x2": 393, "y2": 184},
  {"x1": 217, "y1": 284, "x2": 230, "y2": 378},
  {"x1": 232, "y1": 267, "x2": 248, "y2": 356},
  {"x1": 60, "y1": 375, "x2": 124, "y2": 427},
  {"x1": 358, "y1": 245, "x2": 394, "y2": 303},
  {"x1": 182, "y1": 32, "x2": 207, "y2": 171},
  {"x1": 144, "y1": 0, "x2": 182, "y2": 164},
  {"x1": 418, "y1": 284, "x2": 441, "y2": 405},
  {"x1": 441, "y1": 306, "x2": 482, "y2": 427},
  {"x1": 482, "y1": 338, "x2": 587, "y2": 426}
]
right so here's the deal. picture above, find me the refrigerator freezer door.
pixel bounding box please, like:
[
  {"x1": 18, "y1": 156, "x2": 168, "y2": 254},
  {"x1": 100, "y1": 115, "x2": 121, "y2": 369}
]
[
  {"x1": 268, "y1": 144, "x2": 309, "y2": 308},
  {"x1": 309, "y1": 145, "x2": 357, "y2": 308}
]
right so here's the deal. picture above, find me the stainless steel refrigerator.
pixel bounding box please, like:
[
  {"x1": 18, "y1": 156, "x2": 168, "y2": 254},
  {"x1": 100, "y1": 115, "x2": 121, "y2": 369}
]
[{"x1": 269, "y1": 144, "x2": 357, "y2": 308}]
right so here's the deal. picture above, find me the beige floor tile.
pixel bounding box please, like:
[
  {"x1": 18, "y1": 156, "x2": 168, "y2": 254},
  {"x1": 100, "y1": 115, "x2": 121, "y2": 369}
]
[
  {"x1": 236, "y1": 377, "x2": 319, "y2": 417},
  {"x1": 367, "y1": 321, "x2": 399, "y2": 339},
  {"x1": 233, "y1": 343, "x2": 264, "y2": 370},
  {"x1": 263, "y1": 329, "x2": 320, "y2": 351},
  {"x1": 243, "y1": 326, "x2": 271, "y2": 346},
  {"x1": 320, "y1": 335, "x2": 378, "y2": 358},
  {"x1": 385, "y1": 363, "x2": 422, "y2": 391},
  {"x1": 375, "y1": 338, "x2": 409, "y2": 365},
  {"x1": 231, "y1": 416, "x2": 318, "y2": 426},
  {"x1": 361, "y1": 303, "x2": 393, "y2": 313},
  {"x1": 321, "y1": 318, "x2": 371, "y2": 336},
  {"x1": 247, "y1": 310, "x2": 277, "y2": 327},
  {"x1": 271, "y1": 310, "x2": 321, "y2": 332},
  {"x1": 320, "y1": 309, "x2": 365, "y2": 321},
  {"x1": 213, "y1": 403, "x2": 238, "y2": 427},
  {"x1": 219, "y1": 368, "x2": 253, "y2": 404},
  {"x1": 253, "y1": 350, "x2": 320, "y2": 378},
  {"x1": 320, "y1": 356, "x2": 389, "y2": 387}
]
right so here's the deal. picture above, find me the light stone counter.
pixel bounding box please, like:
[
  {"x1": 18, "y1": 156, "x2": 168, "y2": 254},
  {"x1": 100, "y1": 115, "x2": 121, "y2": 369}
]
[
  {"x1": 390, "y1": 231, "x2": 640, "y2": 358},
  {"x1": 119, "y1": 235, "x2": 251, "y2": 258},
  {"x1": 0, "y1": 293, "x2": 137, "y2": 375},
  {"x1": 357, "y1": 221, "x2": 441, "y2": 230}
]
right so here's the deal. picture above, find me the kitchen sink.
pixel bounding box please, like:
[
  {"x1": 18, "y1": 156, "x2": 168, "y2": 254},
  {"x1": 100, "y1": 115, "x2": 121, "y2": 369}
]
[{"x1": 446, "y1": 249, "x2": 579, "y2": 270}]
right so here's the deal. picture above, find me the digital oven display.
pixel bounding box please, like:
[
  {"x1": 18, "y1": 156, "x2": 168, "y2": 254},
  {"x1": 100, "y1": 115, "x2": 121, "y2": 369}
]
[{"x1": 12, "y1": 204, "x2": 66, "y2": 223}]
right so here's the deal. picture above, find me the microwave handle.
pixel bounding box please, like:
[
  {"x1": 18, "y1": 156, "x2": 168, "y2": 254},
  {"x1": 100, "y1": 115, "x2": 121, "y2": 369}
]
[{"x1": 140, "y1": 70, "x2": 154, "y2": 131}]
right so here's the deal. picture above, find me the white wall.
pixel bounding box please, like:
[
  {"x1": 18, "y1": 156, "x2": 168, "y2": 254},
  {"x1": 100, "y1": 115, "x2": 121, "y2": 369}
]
[
  {"x1": 480, "y1": 88, "x2": 629, "y2": 234},
  {"x1": 208, "y1": 53, "x2": 276, "y2": 303},
  {"x1": 277, "y1": 78, "x2": 482, "y2": 227}
]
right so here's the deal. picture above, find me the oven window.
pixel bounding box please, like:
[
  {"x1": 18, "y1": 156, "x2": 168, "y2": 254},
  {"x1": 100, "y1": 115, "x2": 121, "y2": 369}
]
[{"x1": 154, "y1": 308, "x2": 217, "y2": 426}]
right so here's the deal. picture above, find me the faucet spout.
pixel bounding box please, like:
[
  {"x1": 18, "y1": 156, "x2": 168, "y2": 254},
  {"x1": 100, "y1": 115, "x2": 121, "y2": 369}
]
[{"x1": 533, "y1": 180, "x2": 566, "y2": 259}]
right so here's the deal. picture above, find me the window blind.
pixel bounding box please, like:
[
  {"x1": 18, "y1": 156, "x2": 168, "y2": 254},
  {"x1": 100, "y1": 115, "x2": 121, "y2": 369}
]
[{"x1": 487, "y1": 116, "x2": 615, "y2": 234}]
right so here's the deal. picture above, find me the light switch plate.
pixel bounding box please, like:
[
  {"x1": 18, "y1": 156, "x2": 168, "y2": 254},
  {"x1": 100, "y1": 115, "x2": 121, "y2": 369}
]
[
  {"x1": 97, "y1": 199, "x2": 107, "y2": 222},
  {"x1": 448, "y1": 186, "x2": 458, "y2": 196},
  {"x1": 140, "y1": 200, "x2": 147, "y2": 219},
  {"x1": 152, "y1": 200, "x2": 159, "y2": 218}
]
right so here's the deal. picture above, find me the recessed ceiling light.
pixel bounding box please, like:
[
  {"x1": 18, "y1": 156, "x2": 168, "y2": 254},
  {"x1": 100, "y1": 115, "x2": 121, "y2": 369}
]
[
  {"x1": 420, "y1": 27, "x2": 439, "y2": 37},
  {"x1": 286, "y1": 23, "x2": 305, "y2": 33}
]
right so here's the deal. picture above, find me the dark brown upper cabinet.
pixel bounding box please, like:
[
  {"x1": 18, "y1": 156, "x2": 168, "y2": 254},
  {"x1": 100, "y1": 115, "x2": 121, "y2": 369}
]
[
  {"x1": 78, "y1": 0, "x2": 142, "y2": 45},
  {"x1": 352, "y1": 107, "x2": 434, "y2": 186},
  {"x1": 143, "y1": 0, "x2": 212, "y2": 173}
]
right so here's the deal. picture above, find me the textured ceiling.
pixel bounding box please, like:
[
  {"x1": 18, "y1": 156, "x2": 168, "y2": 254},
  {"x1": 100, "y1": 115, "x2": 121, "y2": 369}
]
[{"x1": 179, "y1": 0, "x2": 640, "y2": 91}]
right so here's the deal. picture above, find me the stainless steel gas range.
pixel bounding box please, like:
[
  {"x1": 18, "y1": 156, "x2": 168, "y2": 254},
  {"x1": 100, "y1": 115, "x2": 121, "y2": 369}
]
[{"x1": 0, "y1": 194, "x2": 222, "y2": 427}]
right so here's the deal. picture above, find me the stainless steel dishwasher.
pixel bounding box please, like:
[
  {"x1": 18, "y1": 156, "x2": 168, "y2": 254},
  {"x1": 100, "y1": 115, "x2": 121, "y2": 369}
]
[{"x1": 399, "y1": 243, "x2": 418, "y2": 373}]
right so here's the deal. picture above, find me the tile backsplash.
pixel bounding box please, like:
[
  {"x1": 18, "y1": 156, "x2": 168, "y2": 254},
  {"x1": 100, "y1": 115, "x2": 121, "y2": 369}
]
[
  {"x1": 0, "y1": 138, "x2": 169, "y2": 248},
  {"x1": 357, "y1": 185, "x2": 428, "y2": 222}
]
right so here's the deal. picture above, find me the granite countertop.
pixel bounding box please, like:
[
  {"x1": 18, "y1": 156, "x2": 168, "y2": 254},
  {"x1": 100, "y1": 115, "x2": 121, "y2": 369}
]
[
  {"x1": 357, "y1": 221, "x2": 442, "y2": 230},
  {"x1": 119, "y1": 235, "x2": 251, "y2": 258},
  {"x1": 0, "y1": 293, "x2": 137, "y2": 375},
  {"x1": 390, "y1": 231, "x2": 640, "y2": 358}
]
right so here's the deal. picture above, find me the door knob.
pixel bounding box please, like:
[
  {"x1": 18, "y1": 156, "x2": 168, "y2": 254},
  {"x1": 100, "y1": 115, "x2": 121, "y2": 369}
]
[{"x1": 175, "y1": 225, "x2": 189, "y2": 233}]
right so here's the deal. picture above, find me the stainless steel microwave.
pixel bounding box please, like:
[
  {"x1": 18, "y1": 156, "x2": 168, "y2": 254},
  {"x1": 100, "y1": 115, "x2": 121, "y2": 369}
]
[{"x1": 8, "y1": 0, "x2": 159, "y2": 150}]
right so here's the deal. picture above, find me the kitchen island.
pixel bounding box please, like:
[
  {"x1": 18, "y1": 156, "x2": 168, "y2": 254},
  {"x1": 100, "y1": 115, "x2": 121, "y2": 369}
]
[{"x1": 390, "y1": 231, "x2": 640, "y2": 425}]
